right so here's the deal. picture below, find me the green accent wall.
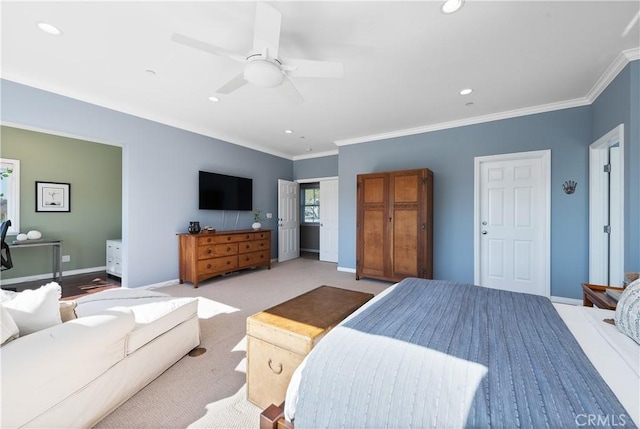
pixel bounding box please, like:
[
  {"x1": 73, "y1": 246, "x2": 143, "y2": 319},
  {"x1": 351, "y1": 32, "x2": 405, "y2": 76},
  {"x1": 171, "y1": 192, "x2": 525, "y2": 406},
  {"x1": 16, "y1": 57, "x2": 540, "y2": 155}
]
[{"x1": 0, "y1": 126, "x2": 122, "y2": 281}]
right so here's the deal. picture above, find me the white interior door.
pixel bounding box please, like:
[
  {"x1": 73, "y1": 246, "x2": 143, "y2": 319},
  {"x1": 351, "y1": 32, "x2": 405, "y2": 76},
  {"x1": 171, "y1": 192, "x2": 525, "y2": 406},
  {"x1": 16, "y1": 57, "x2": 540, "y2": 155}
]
[
  {"x1": 319, "y1": 179, "x2": 339, "y2": 262},
  {"x1": 474, "y1": 150, "x2": 550, "y2": 296},
  {"x1": 278, "y1": 179, "x2": 299, "y2": 262},
  {"x1": 589, "y1": 124, "x2": 624, "y2": 286}
]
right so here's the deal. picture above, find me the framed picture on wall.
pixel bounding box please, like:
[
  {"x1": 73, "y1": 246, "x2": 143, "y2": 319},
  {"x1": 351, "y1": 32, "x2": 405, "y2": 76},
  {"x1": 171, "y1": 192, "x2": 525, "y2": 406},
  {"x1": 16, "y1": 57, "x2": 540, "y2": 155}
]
[{"x1": 35, "y1": 181, "x2": 71, "y2": 212}]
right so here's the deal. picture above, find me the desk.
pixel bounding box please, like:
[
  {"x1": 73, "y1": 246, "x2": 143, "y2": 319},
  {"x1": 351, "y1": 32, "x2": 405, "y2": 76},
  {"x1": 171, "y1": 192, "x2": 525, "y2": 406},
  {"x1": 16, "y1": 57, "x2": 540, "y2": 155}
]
[{"x1": 10, "y1": 239, "x2": 63, "y2": 282}]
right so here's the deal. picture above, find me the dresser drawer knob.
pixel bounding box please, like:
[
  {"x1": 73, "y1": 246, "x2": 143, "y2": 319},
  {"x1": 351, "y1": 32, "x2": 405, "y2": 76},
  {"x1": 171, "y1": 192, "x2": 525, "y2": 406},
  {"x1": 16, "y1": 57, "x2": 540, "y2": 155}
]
[
  {"x1": 245, "y1": 257, "x2": 250, "y2": 261},
  {"x1": 245, "y1": 245, "x2": 250, "y2": 249},
  {"x1": 207, "y1": 249, "x2": 212, "y2": 254},
  {"x1": 207, "y1": 264, "x2": 211, "y2": 269},
  {"x1": 268, "y1": 359, "x2": 283, "y2": 375},
  {"x1": 227, "y1": 237, "x2": 231, "y2": 241},
  {"x1": 227, "y1": 247, "x2": 231, "y2": 251},
  {"x1": 226, "y1": 260, "x2": 231, "y2": 265},
  {"x1": 207, "y1": 238, "x2": 212, "y2": 243}
]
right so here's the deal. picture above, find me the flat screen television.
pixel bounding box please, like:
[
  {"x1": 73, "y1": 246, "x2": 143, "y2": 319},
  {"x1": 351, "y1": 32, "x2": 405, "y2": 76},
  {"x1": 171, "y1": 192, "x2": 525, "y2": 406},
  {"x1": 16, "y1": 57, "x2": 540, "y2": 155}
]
[{"x1": 199, "y1": 171, "x2": 253, "y2": 211}]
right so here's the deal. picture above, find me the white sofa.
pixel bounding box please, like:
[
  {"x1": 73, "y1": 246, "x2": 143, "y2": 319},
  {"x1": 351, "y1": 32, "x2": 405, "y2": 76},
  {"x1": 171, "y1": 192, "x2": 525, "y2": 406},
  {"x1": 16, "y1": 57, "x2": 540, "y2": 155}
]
[{"x1": 1, "y1": 286, "x2": 200, "y2": 429}]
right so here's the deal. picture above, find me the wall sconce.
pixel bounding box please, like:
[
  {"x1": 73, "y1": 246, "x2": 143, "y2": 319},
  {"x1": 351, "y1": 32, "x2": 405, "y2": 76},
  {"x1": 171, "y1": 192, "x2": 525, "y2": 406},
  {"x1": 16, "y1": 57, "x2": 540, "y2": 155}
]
[{"x1": 562, "y1": 180, "x2": 577, "y2": 194}]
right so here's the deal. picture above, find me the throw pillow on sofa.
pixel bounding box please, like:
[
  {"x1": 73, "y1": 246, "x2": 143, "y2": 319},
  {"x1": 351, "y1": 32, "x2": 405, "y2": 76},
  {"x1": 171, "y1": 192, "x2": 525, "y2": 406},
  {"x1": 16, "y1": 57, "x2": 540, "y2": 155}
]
[
  {"x1": 1, "y1": 305, "x2": 19, "y2": 345},
  {"x1": 615, "y1": 278, "x2": 640, "y2": 345},
  {"x1": 0, "y1": 282, "x2": 62, "y2": 335}
]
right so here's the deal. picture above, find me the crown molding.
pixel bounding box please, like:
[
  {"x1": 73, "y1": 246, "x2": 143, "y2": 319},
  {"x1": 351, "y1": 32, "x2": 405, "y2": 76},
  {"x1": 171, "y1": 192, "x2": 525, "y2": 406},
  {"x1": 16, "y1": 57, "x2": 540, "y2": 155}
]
[
  {"x1": 335, "y1": 97, "x2": 590, "y2": 146},
  {"x1": 292, "y1": 149, "x2": 338, "y2": 161},
  {"x1": 336, "y1": 49, "x2": 638, "y2": 147},
  {"x1": 586, "y1": 47, "x2": 639, "y2": 103}
]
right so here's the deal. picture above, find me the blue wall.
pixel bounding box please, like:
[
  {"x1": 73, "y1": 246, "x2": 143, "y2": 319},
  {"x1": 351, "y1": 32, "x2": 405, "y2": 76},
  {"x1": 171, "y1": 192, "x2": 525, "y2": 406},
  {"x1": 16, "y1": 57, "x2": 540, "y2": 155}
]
[
  {"x1": 293, "y1": 154, "x2": 338, "y2": 180},
  {"x1": 1, "y1": 80, "x2": 292, "y2": 288},
  {"x1": 591, "y1": 61, "x2": 640, "y2": 272},
  {"x1": 338, "y1": 107, "x2": 592, "y2": 299}
]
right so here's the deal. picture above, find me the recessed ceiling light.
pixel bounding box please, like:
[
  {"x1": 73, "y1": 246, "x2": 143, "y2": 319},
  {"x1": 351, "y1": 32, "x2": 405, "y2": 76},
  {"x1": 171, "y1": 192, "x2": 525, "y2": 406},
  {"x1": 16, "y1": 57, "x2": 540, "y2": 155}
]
[
  {"x1": 459, "y1": 88, "x2": 473, "y2": 95},
  {"x1": 306, "y1": 148, "x2": 313, "y2": 152},
  {"x1": 465, "y1": 102, "x2": 475, "y2": 107},
  {"x1": 284, "y1": 130, "x2": 293, "y2": 134},
  {"x1": 208, "y1": 96, "x2": 220, "y2": 102},
  {"x1": 441, "y1": 0, "x2": 464, "y2": 14},
  {"x1": 37, "y1": 21, "x2": 62, "y2": 35}
]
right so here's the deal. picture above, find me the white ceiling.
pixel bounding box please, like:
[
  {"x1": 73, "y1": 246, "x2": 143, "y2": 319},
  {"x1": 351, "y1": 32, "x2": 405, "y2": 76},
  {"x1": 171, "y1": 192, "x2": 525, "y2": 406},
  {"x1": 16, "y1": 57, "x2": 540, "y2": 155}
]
[{"x1": 2, "y1": 1, "x2": 639, "y2": 160}]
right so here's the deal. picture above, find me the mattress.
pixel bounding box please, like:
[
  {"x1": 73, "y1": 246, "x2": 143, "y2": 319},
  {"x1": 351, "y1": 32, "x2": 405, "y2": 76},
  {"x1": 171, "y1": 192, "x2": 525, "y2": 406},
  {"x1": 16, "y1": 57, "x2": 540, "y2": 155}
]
[{"x1": 284, "y1": 283, "x2": 639, "y2": 426}]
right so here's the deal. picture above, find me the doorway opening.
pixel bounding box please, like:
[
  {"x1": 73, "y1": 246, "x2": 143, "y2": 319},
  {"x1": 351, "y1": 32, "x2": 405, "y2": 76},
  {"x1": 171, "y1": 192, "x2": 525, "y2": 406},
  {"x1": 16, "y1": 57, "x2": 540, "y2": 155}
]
[{"x1": 589, "y1": 124, "x2": 624, "y2": 286}]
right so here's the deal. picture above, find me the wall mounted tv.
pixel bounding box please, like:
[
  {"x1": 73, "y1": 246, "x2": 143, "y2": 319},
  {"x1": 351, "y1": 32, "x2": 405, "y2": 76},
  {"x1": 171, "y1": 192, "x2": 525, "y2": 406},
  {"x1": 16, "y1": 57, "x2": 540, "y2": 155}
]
[{"x1": 199, "y1": 171, "x2": 253, "y2": 211}]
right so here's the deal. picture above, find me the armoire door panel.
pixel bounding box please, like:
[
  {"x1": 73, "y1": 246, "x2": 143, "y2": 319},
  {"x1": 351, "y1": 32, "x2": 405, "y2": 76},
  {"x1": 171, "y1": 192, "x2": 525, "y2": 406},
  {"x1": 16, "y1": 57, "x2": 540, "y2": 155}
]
[
  {"x1": 392, "y1": 174, "x2": 420, "y2": 203},
  {"x1": 392, "y1": 209, "x2": 419, "y2": 277},
  {"x1": 361, "y1": 209, "x2": 386, "y2": 276},
  {"x1": 362, "y1": 177, "x2": 386, "y2": 204}
]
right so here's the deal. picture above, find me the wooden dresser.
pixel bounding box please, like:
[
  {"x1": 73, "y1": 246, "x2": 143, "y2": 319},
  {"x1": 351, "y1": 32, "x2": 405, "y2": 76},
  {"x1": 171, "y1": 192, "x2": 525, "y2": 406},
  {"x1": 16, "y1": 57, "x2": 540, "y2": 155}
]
[{"x1": 178, "y1": 229, "x2": 271, "y2": 288}]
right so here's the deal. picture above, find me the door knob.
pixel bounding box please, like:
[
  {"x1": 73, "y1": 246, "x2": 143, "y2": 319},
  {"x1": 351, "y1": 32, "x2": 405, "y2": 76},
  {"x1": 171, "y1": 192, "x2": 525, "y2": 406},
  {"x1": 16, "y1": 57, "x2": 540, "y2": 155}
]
[{"x1": 481, "y1": 230, "x2": 488, "y2": 235}]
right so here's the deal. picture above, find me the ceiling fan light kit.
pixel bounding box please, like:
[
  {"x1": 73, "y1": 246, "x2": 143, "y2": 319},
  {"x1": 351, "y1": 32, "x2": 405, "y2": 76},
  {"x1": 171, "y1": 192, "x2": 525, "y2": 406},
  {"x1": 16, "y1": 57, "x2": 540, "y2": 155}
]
[
  {"x1": 441, "y1": 0, "x2": 464, "y2": 14},
  {"x1": 244, "y1": 59, "x2": 284, "y2": 88}
]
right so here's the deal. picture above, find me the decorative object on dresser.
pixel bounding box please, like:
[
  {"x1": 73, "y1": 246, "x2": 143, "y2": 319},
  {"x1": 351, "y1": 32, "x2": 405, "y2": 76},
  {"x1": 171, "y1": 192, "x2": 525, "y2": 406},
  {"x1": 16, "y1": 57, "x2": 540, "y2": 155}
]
[
  {"x1": 247, "y1": 286, "x2": 373, "y2": 410},
  {"x1": 252, "y1": 209, "x2": 264, "y2": 230},
  {"x1": 356, "y1": 168, "x2": 433, "y2": 282},
  {"x1": 106, "y1": 239, "x2": 122, "y2": 278},
  {"x1": 178, "y1": 229, "x2": 271, "y2": 288},
  {"x1": 188, "y1": 221, "x2": 201, "y2": 234}
]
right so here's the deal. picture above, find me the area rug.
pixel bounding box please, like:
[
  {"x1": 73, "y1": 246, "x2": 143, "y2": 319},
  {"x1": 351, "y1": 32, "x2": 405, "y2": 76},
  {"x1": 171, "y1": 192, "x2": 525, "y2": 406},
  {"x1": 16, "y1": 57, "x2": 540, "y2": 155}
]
[{"x1": 62, "y1": 278, "x2": 119, "y2": 300}]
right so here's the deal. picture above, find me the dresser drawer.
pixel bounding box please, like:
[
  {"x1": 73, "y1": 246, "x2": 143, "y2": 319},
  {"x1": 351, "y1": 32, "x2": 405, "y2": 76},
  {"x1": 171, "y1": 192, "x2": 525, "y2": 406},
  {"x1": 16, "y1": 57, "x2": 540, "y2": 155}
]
[
  {"x1": 238, "y1": 250, "x2": 270, "y2": 268},
  {"x1": 210, "y1": 233, "x2": 254, "y2": 244},
  {"x1": 198, "y1": 243, "x2": 238, "y2": 259},
  {"x1": 198, "y1": 256, "x2": 237, "y2": 274},
  {"x1": 238, "y1": 239, "x2": 269, "y2": 254}
]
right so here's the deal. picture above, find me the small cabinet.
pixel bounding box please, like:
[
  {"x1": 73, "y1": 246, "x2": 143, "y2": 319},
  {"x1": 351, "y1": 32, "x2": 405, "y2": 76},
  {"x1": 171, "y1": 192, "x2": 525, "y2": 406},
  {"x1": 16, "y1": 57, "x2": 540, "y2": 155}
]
[{"x1": 106, "y1": 239, "x2": 122, "y2": 277}]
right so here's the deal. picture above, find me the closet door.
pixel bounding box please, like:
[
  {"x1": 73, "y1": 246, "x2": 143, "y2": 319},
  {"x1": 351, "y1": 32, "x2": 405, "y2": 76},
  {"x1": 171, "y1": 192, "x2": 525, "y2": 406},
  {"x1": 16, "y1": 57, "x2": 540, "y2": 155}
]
[
  {"x1": 388, "y1": 169, "x2": 433, "y2": 280},
  {"x1": 356, "y1": 173, "x2": 388, "y2": 280}
]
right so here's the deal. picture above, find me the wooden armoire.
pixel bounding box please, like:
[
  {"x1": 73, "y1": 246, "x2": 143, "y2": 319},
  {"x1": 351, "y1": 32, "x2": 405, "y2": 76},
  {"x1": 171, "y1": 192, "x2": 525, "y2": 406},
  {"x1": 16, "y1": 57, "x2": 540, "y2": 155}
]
[{"x1": 356, "y1": 168, "x2": 433, "y2": 282}]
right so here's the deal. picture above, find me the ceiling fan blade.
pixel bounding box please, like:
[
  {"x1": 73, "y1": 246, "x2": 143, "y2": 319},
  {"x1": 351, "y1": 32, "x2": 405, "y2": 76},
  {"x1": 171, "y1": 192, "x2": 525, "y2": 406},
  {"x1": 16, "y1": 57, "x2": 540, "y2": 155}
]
[
  {"x1": 253, "y1": 3, "x2": 281, "y2": 59},
  {"x1": 172, "y1": 33, "x2": 245, "y2": 63},
  {"x1": 277, "y1": 76, "x2": 304, "y2": 104},
  {"x1": 216, "y1": 72, "x2": 248, "y2": 94},
  {"x1": 281, "y1": 58, "x2": 344, "y2": 78}
]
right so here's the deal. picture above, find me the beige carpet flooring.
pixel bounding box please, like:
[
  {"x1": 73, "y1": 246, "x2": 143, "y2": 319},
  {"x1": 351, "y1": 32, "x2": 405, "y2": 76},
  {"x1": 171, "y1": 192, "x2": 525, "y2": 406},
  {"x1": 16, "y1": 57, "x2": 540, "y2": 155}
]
[{"x1": 94, "y1": 257, "x2": 392, "y2": 429}]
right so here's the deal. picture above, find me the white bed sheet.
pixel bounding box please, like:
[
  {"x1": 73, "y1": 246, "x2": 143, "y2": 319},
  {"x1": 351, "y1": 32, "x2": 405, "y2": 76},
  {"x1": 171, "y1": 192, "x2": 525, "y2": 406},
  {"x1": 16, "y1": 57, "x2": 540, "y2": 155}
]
[{"x1": 284, "y1": 288, "x2": 640, "y2": 425}]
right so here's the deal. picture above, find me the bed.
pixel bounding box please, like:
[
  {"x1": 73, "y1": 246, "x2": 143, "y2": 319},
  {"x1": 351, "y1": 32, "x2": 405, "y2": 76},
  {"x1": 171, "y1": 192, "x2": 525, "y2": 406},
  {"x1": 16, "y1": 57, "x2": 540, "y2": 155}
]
[{"x1": 269, "y1": 278, "x2": 639, "y2": 429}]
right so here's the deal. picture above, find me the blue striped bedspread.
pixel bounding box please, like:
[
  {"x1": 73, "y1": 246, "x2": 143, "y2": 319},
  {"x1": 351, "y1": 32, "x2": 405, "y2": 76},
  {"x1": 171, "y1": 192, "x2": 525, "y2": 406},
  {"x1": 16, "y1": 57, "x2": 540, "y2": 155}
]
[{"x1": 293, "y1": 278, "x2": 635, "y2": 428}]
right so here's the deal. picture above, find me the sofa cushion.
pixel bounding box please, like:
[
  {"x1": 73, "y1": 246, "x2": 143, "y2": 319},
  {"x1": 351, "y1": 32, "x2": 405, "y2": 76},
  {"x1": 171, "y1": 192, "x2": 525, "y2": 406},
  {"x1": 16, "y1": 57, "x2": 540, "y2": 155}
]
[
  {"x1": 126, "y1": 297, "x2": 198, "y2": 354},
  {"x1": 75, "y1": 288, "x2": 199, "y2": 354},
  {"x1": 59, "y1": 300, "x2": 78, "y2": 322},
  {"x1": 0, "y1": 282, "x2": 62, "y2": 335},
  {"x1": 1, "y1": 305, "x2": 19, "y2": 345}
]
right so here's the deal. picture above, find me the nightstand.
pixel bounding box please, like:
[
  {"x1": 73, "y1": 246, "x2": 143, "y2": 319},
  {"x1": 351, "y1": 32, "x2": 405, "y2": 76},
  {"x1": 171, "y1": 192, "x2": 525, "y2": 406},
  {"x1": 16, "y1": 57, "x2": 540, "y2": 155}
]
[{"x1": 581, "y1": 283, "x2": 624, "y2": 310}]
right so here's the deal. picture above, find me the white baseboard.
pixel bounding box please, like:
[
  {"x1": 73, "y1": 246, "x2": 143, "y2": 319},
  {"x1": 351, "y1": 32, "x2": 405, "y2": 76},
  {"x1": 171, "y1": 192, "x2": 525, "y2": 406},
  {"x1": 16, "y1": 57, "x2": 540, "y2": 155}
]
[
  {"x1": 550, "y1": 296, "x2": 582, "y2": 306},
  {"x1": 337, "y1": 266, "x2": 356, "y2": 273},
  {"x1": 0, "y1": 266, "x2": 107, "y2": 286}
]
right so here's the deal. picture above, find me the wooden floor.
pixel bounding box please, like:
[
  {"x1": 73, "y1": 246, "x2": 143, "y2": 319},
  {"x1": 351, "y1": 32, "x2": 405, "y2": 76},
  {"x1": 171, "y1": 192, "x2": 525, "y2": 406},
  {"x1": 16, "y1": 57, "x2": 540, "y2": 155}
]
[{"x1": 7, "y1": 270, "x2": 121, "y2": 297}]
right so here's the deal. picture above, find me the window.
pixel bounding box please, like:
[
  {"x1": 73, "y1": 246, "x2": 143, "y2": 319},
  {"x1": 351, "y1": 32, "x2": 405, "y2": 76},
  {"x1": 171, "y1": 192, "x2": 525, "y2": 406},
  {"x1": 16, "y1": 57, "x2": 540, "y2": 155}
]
[
  {"x1": 0, "y1": 158, "x2": 20, "y2": 234},
  {"x1": 301, "y1": 183, "x2": 320, "y2": 224}
]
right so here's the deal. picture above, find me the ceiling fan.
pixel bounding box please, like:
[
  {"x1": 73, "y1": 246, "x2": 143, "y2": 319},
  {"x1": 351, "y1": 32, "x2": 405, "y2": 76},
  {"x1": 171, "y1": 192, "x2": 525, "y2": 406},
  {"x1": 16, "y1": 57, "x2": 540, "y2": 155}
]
[{"x1": 172, "y1": 3, "x2": 344, "y2": 103}]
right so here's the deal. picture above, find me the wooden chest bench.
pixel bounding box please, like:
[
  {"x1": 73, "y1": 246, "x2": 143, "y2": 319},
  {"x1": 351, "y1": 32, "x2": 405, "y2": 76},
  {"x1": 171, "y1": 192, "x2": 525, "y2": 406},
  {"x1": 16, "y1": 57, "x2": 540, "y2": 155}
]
[{"x1": 246, "y1": 286, "x2": 374, "y2": 409}]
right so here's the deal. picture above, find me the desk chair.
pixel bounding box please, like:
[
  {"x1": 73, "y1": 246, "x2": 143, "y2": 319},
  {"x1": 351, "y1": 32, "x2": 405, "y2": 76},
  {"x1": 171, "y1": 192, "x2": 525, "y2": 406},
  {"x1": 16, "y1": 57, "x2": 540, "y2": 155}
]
[{"x1": 1, "y1": 219, "x2": 13, "y2": 271}]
